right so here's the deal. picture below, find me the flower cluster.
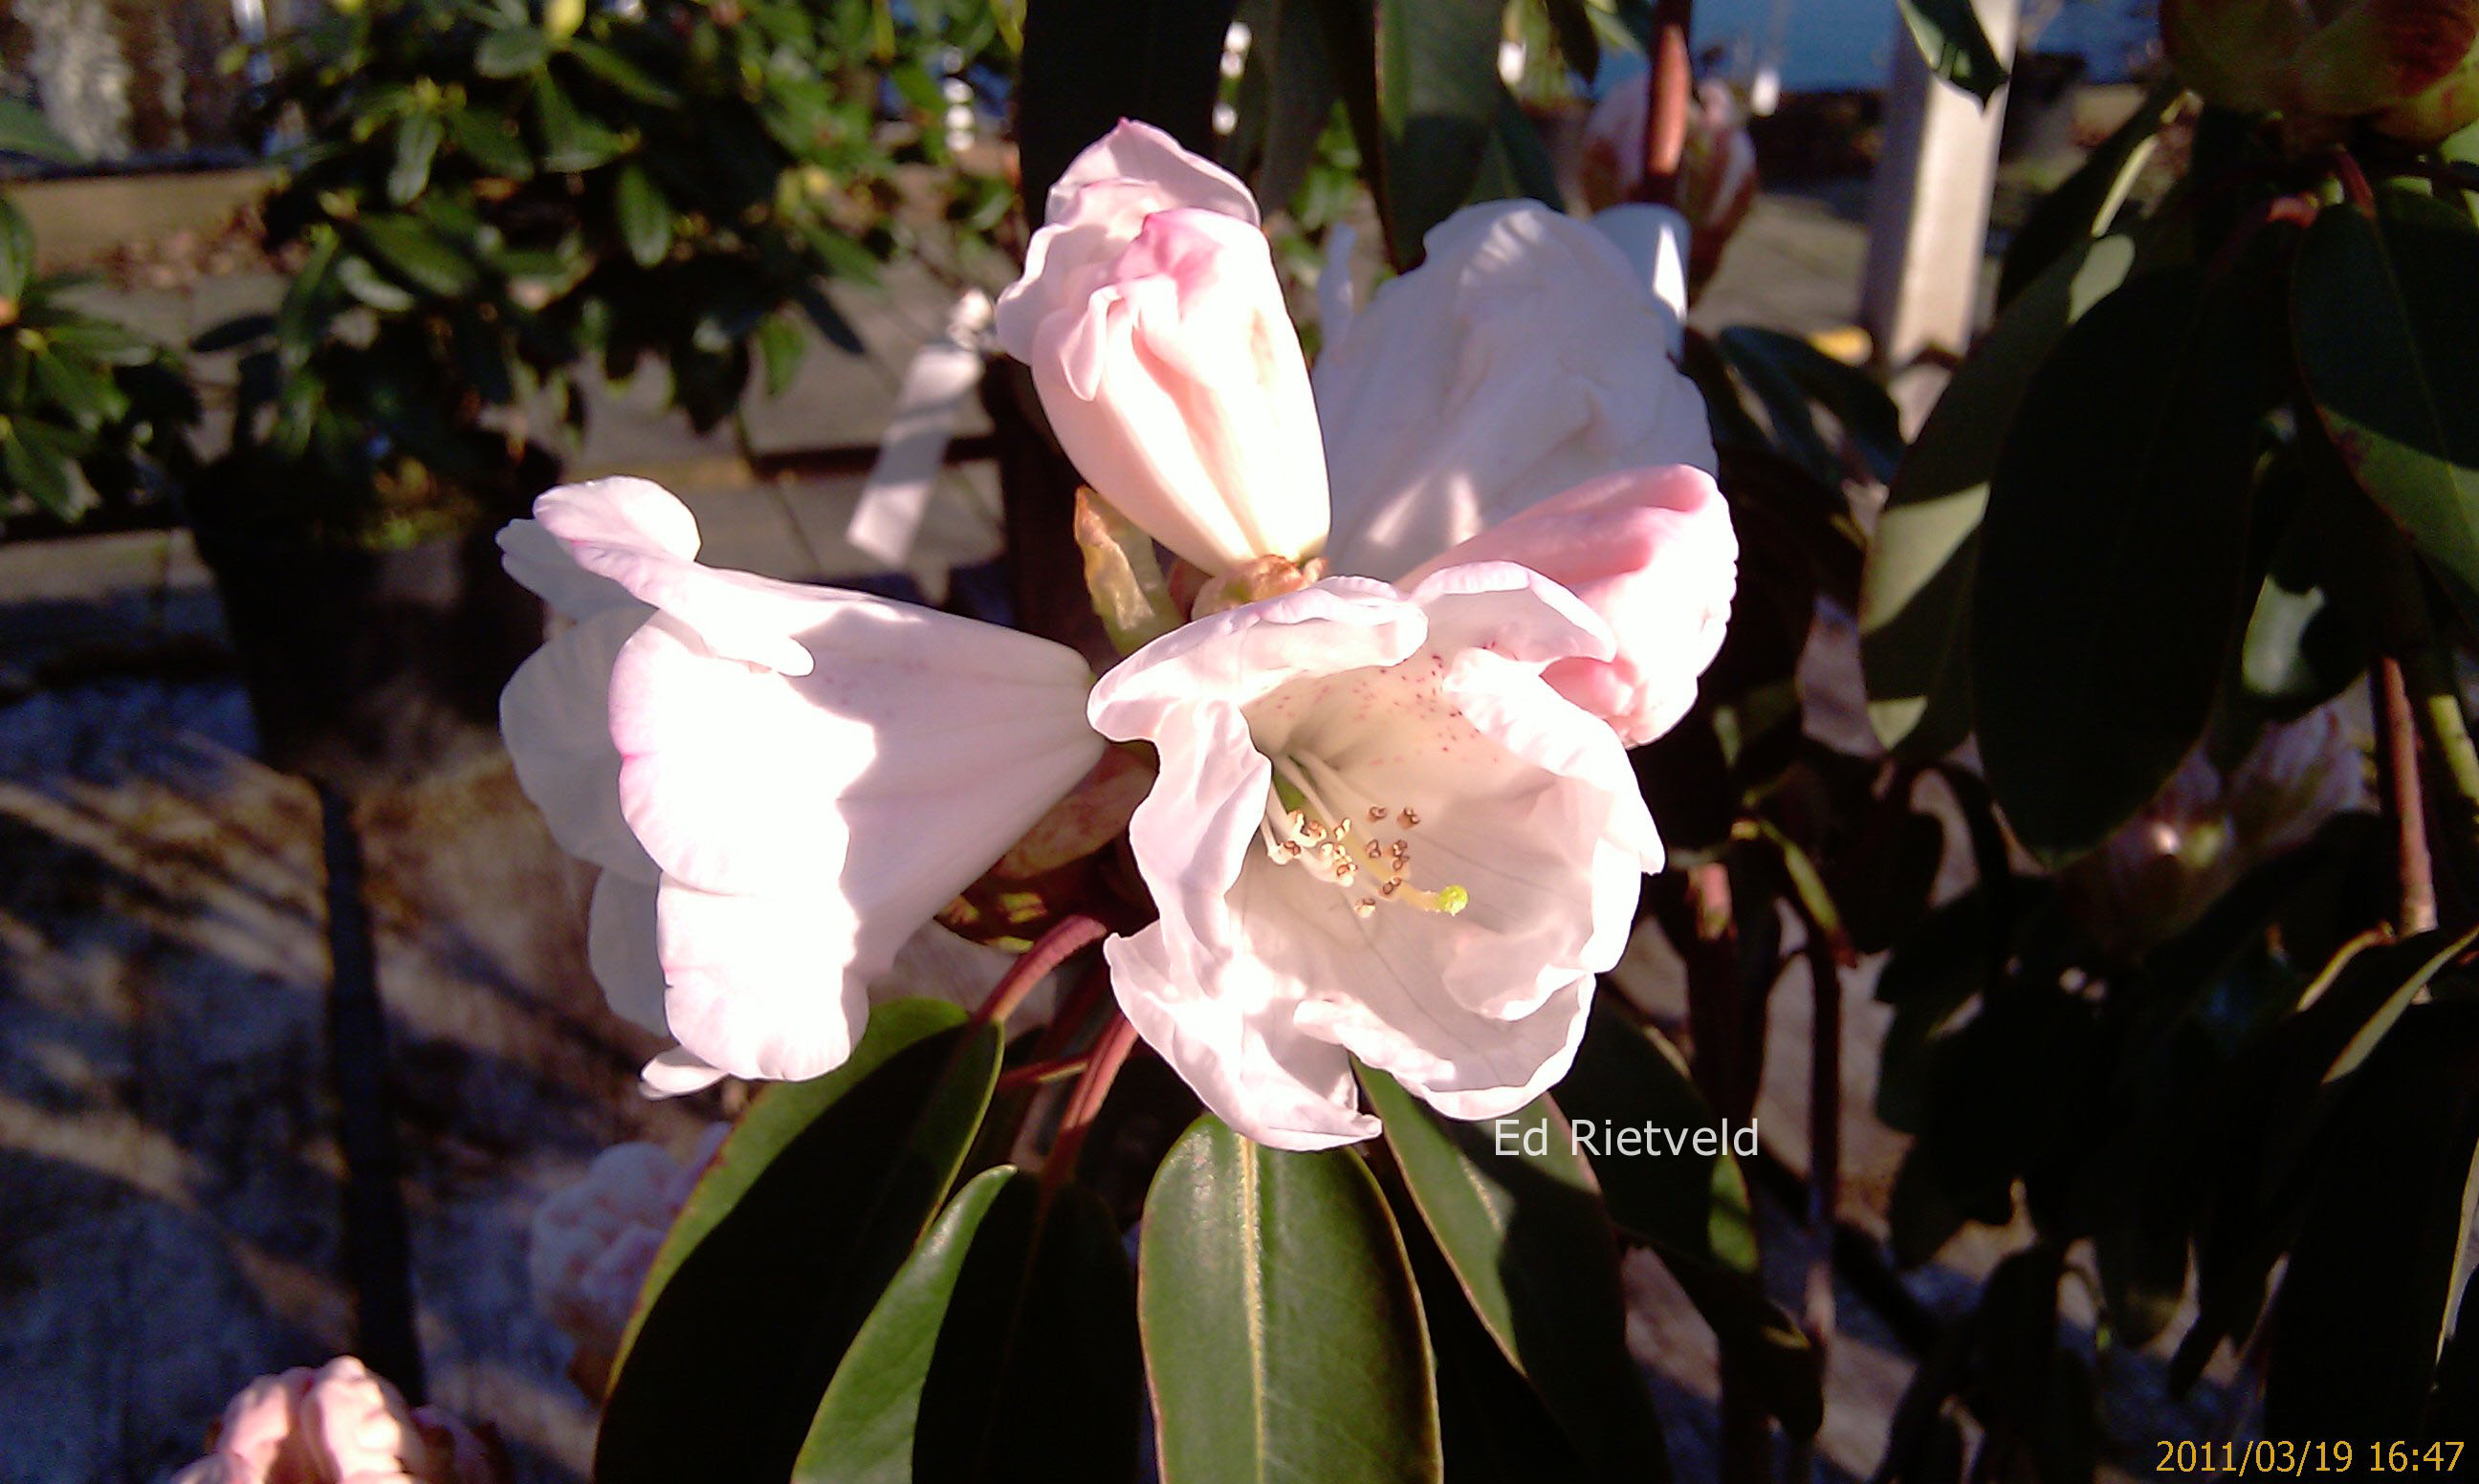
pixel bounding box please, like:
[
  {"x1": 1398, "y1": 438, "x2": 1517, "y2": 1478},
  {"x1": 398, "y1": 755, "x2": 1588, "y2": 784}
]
[
  {"x1": 173, "y1": 1358, "x2": 497, "y2": 1484},
  {"x1": 528, "y1": 1125, "x2": 729, "y2": 1393},
  {"x1": 502, "y1": 120, "x2": 1736, "y2": 1149}
]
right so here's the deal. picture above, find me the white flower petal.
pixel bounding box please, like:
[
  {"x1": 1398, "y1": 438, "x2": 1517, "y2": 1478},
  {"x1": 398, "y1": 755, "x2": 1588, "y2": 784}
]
[
  {"x1": 1317, "y1": 200, "x2": 1718, "y2": 581},
  {"x1": 653, "y1": 876, "x2": 873, "y2": 1082},
  {"x1": 640, "y1": 1044, "x2": 730, "y2": 1098},
  {"x1": 533, "y1": 478, "x2": 816, "y2": 676},
  {"x1": 587, "y1": 871, "x2": 668, "y2": 1036},
  {"x1": 1107, "y1": 922, "x2": 1376, "y2": 1150},
  {"x1": 499, "y1": 517, "x2": 635, "y2": 620},
  {"x1": 501, "y1": 606, "x2": 656, "y2": 880}
]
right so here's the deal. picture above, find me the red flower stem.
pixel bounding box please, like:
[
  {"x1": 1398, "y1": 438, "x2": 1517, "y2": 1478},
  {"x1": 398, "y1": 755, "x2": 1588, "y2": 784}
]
[
  {"x1": 1042, "y1": 1012, "x2": 1140, "y2": 1192},
  {"x1": 970, "y1": 913, "x2": 1109, "y2": 1030},
  {"x1": 997, "y1": 1055, "x2": 1092, "y2": 1093}
]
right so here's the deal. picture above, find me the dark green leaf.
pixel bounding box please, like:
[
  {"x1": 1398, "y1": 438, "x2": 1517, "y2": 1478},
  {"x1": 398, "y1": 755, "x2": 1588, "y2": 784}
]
[
  {"x1": 2293, "y1": 189, "x2": 2479, "y2": 620},
  {"x1": 29, "y1": 348, "x2": 127, "y2": 430},
  {"x1": 2, "y1": 417, "x2": 84, "y2": 516},
  {"x1": 1240, "y1": 0, "x2": 1342, "y2": 215},
  {"x1": 445, "y1": 107, "x2": 537, "y2": 179},
  {"x1": 1362, "y1": 1072, "x2": 1666, "y2": 1481},
  {"x1": 794, "y1": 283, "x2": 866, "y2": 355},
  {"x1": 799, "y1": 1168, "x2": 1141, "y2": 1484},
  {"x1": 389, "y1": 110, "x2": 443, "y2": 205},
  {"x1": 2264, "y1": 1003, "x2": 2479, "y2": 1441},
  {"x1": 0, "y1": 197, "x2": 32, "y2": 305},
  {"x1": 1015, "y1": 0, "x2": 1231, "y2": 225},
  {"x1": 1995, "y1": 77, "x2": 2181, "y2": 311},
  {"x1": 41, "y1": 318, "x2": 155, "y2": 367},
  {"x1": 0, "y1": 97, "x2": 80, "y2": 164},
  {"x1": 1140, "y1": 1116, "x2": 1442, "y2": 1484},
  {"x1": 1719, "y1": 326, "x2": 1905, "y2": 485},
  {"x1": 1556, "y1": 1001, "x2": 1822, "y2": 1438},
  {"x1": 535, "y1": 75, "x2": 627, "y2": 173},
  {"x1": 794, "y1": 1168, "x2": 1018, "y2": 1484},
  {"x1": 476, "y1": 25, "x2": 554, "y2": 78},
  {"x1": 1375, "y1": 0, "x2": 1502, "y2": 264},
  {"x1": 566, "y1": 38, "x2": 684, "y2": 107},
  {"x1": 1858, "y1": 233, "x2": 2135, "y2": 761},
  {"x1": 598, "y1": 1001, "x2": 1002, "y2": 1484},
  {"x1": 276, "y1": 227, "x2": 341, "y2": 362},
  {"x1": 335, "y1": 253, "x2": 419, "y2": 312},
  {"x1": 355, "y1": 214, "x2": 480, "y2": 298},
  {"x1": 755, "y1": 316, "x2": 805, "y2": 397},
  {"x1": 191, "y1": 314, "x2": 277, "y2": 355},
  {"x1": 1972, "y1": 237, "x2": 2284, "y2": 862},
  {"x1": 1896, "y1": 0, "x2": 2009, "y2": 102},
  {"x1": 614, "y1": 162, "x2": 672, "y2": 269},
  {"x1": 1537, "y1": 0, "x2": 1602, "y2": 82}
]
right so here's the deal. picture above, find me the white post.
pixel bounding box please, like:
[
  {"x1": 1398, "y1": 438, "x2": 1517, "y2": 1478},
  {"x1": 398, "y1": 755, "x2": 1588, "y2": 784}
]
[{"x1": 1859, "y1": 0, "x2": 2021, "y2": 413}]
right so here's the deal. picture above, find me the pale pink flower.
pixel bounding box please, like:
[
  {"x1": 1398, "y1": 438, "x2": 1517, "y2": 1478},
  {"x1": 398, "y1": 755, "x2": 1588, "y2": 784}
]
[
  {"x1": 1403, "y1": 466, "x2": 1738, "y2": 746},
  {"x1": 173, "y1": 1358, "x2": 495, "y2": 1484},
  {"x1": 994, "y1": 120, "x2": 1327, "y2": 574},
  {"x1": 527, "y1": 1125, "x2": 729, "y2": 1387},
  {"x1": 1087, "y1": 565, "x2": 1661, "y2": 1149},
  {"x1": 498, "y1": 478, "x2": 1105, "y2": 1090}
]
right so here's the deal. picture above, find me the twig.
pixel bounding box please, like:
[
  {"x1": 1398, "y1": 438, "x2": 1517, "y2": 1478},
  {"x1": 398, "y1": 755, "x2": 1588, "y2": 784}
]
[
  {"x1": 2376, "y1": 659, "x2": 2440, "y2": 934},
  {"x1": 971, "y1": 912, "x2": 1109, "y2": 1029}
]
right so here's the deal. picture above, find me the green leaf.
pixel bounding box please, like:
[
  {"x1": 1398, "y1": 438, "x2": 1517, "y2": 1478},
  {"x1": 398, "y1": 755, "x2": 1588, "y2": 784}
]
[
  {"x1": 2293, "y1": 189, "x2": 2479, "y2": 621},
  {"x1": 333, "y1": 253, "x2": 418, "y2": 313},
  {"x1": 0, "y1": 197, "x2": 33, "y2": 305},
  {"x1": 567, "y1": 38, "x2": 684, "y2": 107},
  {"x1": 1554, "y1": 1002, "x2": 1822, "y2": 1439},
  {"x1": 534, "y1": 75, "x2": 627, "y2": 173},
  {"x1": 276, "y1": 227, "x2": 341, "y2": 362},
  {"x1": 29, "y1": 348, "x2": 127, "y2": 430},
  {"x1": 2, "y1": 417, "x2": 85, "y2": 517},
  {"x1": 613, "y1": 162, "x2": 672, "y2": 269},
  {"x1": 1896, "y1": 0, "x2": 2010, "y2": 103},
  {"x1": 445, "y1": 107, "x2": 537, "y2": 179},
  {"x1": 2264, "y1": 1003, "x2": 2479, "y2": 1441},
  {"x1": 1014, "y1": 0, "x2": 1231, "y2": 224},
  {"x1": 797, "y1": 1169, "x2": 1142, "y2": 1483},
  {"x1": 354, "y1": 215, "x2": 479, "y2": 298},
  {"x1": 1858, "y1": 233, "x2": 2136, "y2": 761},
  {"x1": 1995, "y1": 77, "x2": 2181, "y2": 312},
  {"x1": 795, "y1": 1168, "x2": 1018, "y2": 1483},
  {"x1": 476, "y1": 25, "x2": 554, "y2": 77},
  {"x1": 388, "y1": 110, "x2": 442, "y2": 205},
  {"x1": 754, "y1": 315, "x2": 805, "y2": 397},
  {"x1": 0, "y1": 98, "x2": 78, "y2": 164},
  {"x1": 1140, "y1": 1116, "x2": 1442, "y2": 1484},
  {"x1": 191, "y1": 314, "x2": 276, "y2": 355},
  {"x1": 41, "y1": 318, "x2": 155, "y2": 367},
  {"x1": 1537, "y1": 0, "x2": 1602, "y2": 82},
  {"x1": 1971, "y1": 236, "x2": 2285, "y2": 863},
  {"x1": 1375, "y1": 0, "x2": 1503, "y2": 265},
  {"x1": 597, "y1": 1001, "x2": 1002, "y2": 1484},
  {"x1": 1361, "y1": 1072, "x2": 1666, "y2": 1481}
]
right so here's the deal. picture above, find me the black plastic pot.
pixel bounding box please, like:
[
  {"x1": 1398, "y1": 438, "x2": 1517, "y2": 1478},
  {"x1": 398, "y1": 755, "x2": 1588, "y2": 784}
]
[{"x1": 186, "y1": 445, "x2": 558, "y2": 795}]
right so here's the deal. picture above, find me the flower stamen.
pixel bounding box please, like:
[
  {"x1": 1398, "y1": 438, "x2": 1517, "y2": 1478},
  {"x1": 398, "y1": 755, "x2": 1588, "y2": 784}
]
[{"x1": 1257, "y1": 751, "x2": 1467, "y2": 917}]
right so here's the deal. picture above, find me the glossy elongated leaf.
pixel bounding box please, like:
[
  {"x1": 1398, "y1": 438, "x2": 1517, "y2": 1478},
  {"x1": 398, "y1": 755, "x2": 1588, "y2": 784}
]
[
  {"x1": 1896, "y1": 0, "x2": 2010, "y2": 102},
  {"x1": 476, "y1": 25, "x2": 553, "y2": 77},
  {"x1": 355, "y1": 215, "x2": 479, "y2": 298},
  {"x1": 1538, "y1": 0, "x2": 1601, "y2": 82},
  {"x1": 29, "y1": 349, "x2": 126, "y2": 429},
  {"x1": 2265, "y1": 1003, "x2": 2479, "y2": 1441},
  {"x1": 1555, "y1": 1001, "x2": 1823, "y2": 1438},
  {"x1": 795, "y1": 1168, "x2": 1018, "y2": 1484},
  {"x1": 1995, "y1": 77, "x2": 2181, "y2": 311},
  {"x1": 446, "y1": 107, "x2": 536, "y2": 179},
  {"x1": 567, "y1": 38, "x2": 684, "y2": 107},
  {"x1": 1971, "y1": 235, "x2": 2284, "y2": 862},
  {"x1": 597, "y1": 1001, "x2": 1001, "y2": 1484},
  {"x1": 389, "y1": 110, "x2": 442, "y2": 205},
  {"x1": 1141, "y1": 1116, "x2": 1441, "y2": 1484},
  {"x1": 1375, "y1": 0, "x2": 1501, "y2": 263},
  {"x1": 0, "y1": 97, "x2": 79, "y2": 164},
  {"x1": 1858, "y1": 233, "x2": 2136, "y2": 760},
  {"x1": 2293, "y1": 189, "x2": 2479, "y2": 619},
  {"x1": 1228, "y1": 0, "x2": 1341, "y2": 214},
  {"x1": 1718, "y1": 326, "x2": 1904, "y2": 486},
  {"x1": 41, "y1": 319, "x2": 156, "y2": 367},
  {"x1": 1362, "y1": 1072, "x2": 1666, "y2": 1480},
  {"x1": 535, "y1": 75, "x2": 627, "y2": 173},
  {"x1": 614, "y1": 163, "x2": 672, "y2": 269},
  {"x1": 799, "y1": 1168, "x2": 1141, "y2": 1483},
  {"x1": 335, "y1": 254, "x2": 419, "y2": 312},
  {"x1": 0, "y1": 198, "x2": 31, "y2": 306},
  {"x1": 2, "y1": 418, "x2": 84, "y2": 517}
]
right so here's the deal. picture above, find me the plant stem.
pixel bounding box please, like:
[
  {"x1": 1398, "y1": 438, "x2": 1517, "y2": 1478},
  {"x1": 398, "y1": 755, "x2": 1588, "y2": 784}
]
[
  {"x1": 1042, "y1": 1012, "x2": 1140, "y2": 1192},
  {"x1": 2376, "y1": 658, "x2": 2440, "y2": 934},
  {"x1": 998, "y1": 1055, "x2": 1092, "y2": 1092},
  {"x1": 971, "y1": 913, "x2": 1109, "y2": 1029},
  {"x1": 1638, "y1": 0, "x2": 1696, "y2": 206}
]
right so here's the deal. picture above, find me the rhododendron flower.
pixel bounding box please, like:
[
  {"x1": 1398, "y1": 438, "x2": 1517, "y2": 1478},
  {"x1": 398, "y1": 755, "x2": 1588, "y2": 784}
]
[
  {"x1": 1404, "y1": 466, "x2": 1737, "y2": 747},
  {"x1": 2067, "y1": 704, "x2": 2369, "y2": 956},
  {"x1": 994, "y1": 120, "x2": 1327, "y2": 574},
  {"x1": 499, "y1": 478, "x2": 1105, "y2": 1090},
  {"x1": 173, "y1": 1357, "x2": 496, "y2": 1484},
  {"x1": 1315, "y1": 198, "x2": 1719, "y2": 583},
  {"x1": 1087, "y1": 565, "x2": 1662, "y2": 1149},
  {"x1": 529, "y1": 1125, "x2": 729, "y2": 1390}
]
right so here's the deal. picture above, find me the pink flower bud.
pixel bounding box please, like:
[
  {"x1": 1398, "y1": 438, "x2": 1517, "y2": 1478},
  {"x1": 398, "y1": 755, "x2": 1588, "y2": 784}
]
[
  {"x1": 174, "y1": 1358, "x2": 496, "y2": 1484},
  {"x1": 996, "y1": 121, "x2": 1328, "y2": 574},
  {"x1": 1403, "y1": 467, "x2": 1738, "y2": 747}
]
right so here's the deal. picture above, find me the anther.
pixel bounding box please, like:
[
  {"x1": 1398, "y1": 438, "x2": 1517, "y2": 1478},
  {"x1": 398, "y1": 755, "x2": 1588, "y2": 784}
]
[
  {"x1": 1398, "y1": 808, "x2": 1419, "y2": 827},
  {"x1": 1368, "y1": 805, "x2": 1388, "y2": 821}
]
